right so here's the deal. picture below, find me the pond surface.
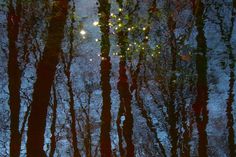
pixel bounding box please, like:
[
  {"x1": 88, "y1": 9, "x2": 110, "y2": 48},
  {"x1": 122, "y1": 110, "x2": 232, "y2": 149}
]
[{"x1": 0, "y1": 0, "x2": 236, "y2": 157}]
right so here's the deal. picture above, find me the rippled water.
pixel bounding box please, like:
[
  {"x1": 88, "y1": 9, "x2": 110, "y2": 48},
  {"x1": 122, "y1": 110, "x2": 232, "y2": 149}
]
[{"x1": 0, "y1": 0, "x2": 236, "y2": 156}]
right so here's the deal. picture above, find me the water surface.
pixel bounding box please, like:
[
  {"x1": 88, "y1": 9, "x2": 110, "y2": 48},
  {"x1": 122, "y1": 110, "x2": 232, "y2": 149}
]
[{"x1": 0, "y1": 0, "x2": 236, "y2": 156}]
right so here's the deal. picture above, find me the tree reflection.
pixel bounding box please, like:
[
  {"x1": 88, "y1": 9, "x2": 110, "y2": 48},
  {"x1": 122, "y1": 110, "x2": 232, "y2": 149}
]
[
  {"x1": 7, "y1": 0, "x2": 22, "y2": 156},
  {"x1": 216, "y1": 0, "x2": 236, "y2": 156},
  {"x1": 115, "y1": 1, "x2": 134, "y2": 156},
  {"x1": 26, "y1": 1, "x2": 68, "y2": 156},
  {"x1": 1, "y1": 0, "x2": 236, "y2": 156},
  {"x1": 192, "y1": 1, "x2": 209, "y2": 156},
  {"x1": 98, "y1": 0, "x2": 112, "y2": 156}
]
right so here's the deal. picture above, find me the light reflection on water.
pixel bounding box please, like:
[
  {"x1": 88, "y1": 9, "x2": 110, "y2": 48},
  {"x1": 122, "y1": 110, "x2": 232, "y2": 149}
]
[{"x1": 0, "y1": 0, "x2": 236, "y2": 156}]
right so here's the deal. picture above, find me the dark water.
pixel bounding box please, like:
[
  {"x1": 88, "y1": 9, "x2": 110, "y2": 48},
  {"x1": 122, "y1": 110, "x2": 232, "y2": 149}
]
[{"x1": 0, "y1": 0, "x2": 236, "y2": 156}]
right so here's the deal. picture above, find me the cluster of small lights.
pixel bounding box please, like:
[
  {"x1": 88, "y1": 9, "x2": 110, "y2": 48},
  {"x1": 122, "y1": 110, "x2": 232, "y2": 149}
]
[{"x1": 90, "y1": 11, "x2": 162, "y2": 60}]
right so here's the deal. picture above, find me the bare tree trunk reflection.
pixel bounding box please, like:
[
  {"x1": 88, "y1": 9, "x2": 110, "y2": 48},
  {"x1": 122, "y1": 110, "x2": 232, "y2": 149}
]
[
  {"x1": 115, "y1": 1, "x2": 135, "y2": 156},
  {"x1": 7, "y1": 0, "x2": 22, "y2": 156},
  {"x1": 193, "y1": 1, "x2": 209, "y2": 156},
  {"x1": 26, "y1": 1, "x2": 68, "y2": 156},
  {"x1": 216, "y1": 1, "x2": 236, "y2": 156},
  {"x1": 62, "y1": 2, "x2": 81, "y2": 155},
  {"x1": 166, "y1": 6, "x2": 178, "y2": 157},
  {"x1": 98, "y1": 0, "x2": 112, "y2": 156}
]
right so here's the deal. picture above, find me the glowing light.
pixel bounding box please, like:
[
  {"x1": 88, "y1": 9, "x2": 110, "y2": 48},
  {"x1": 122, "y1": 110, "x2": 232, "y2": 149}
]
[
  {"x1": 145, "y1": 36, "x2": 149, "y2": 39},
  {"x1": 95, "y1": 39, "x2": 99, "y2": 42},
  {"x1": 80, "y1": 30, "x2": 86, "y2": 35},
  {"x1": 118, "y1": 18, "x2": 121, "y2": 21},
  {"x1": 127, "y1": 47, "x2": 130, "y2": 51},
  {"x1": 143, "y1": 27, "x2": 146, "y2": 31},
  {"x1": 128, "y1": 28, "x2": 131, "y2": 31},
  {"x1": 111, "y1": 13, "x2": 116, "y2": 17},
  {"x1": 93, "y1": 21, "x2": 99, "y2": 26},
  {"x1": 118, "y1": 23, "x2": 122, "y2": 27},
  {"x1": 89, "y1": 59, "x2": 93, "y2": 61},
  {"x1": 118, "y1": 8, "x2": 122, "y2": 12}
]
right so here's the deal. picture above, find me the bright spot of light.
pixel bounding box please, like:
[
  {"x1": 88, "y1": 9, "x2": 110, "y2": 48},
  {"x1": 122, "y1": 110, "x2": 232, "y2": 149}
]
[
  {"x1": 80, "y1": 30, "x2": 86, "y2": 35},
  {"x1": 93, "y1": 21, "x2": 99, "y2": 26}
]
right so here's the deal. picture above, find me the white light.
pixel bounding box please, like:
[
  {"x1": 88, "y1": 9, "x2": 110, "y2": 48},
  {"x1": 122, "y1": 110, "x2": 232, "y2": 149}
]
[
  {"x1": 93, "y1": 21, "x2": 99, "y2": 26},
  {"x1": 95, "y1": 38, "x2": 99, "y2": 42},
  {"x1": 89, "y1": 59, "x2": 93, "y2": 61},
  {"x1": 80, "y1": 30, "x2": 86, "y2": 35}
]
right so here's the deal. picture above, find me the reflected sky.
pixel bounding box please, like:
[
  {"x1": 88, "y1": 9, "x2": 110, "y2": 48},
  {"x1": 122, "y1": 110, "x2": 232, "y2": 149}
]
[{"x1": 0, "y1": 0, "x2": 236, "y2": 157}]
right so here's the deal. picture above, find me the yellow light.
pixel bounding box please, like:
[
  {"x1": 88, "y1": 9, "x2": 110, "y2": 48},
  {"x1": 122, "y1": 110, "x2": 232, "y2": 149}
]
[
  {"x1": 111, "y1": 13, "x2": 116, "y2": 17},
  {"x1": 128, "y1": 28, "x2": 131, "y2": 31},
  {"x1": 143, "y1": 27, "x2": 146, "y2": 31},
  {"x1": 119, "y1": 8, "x2": 122, "y2": 12},
  {"x1": 93, "y1": 21, "x2": 99, "y2": 26},
  {"x1": 118, "y1": 23, "x2": 122, "y2": 27},
  {"x1": 145, "y1": 36, "x2": 148, "y2": 39}
]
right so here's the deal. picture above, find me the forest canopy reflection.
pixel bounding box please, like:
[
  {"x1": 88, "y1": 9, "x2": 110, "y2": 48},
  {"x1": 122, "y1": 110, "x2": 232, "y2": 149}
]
[{"x1": 0, "y1": 0, "x2": 236, "y2": 156}]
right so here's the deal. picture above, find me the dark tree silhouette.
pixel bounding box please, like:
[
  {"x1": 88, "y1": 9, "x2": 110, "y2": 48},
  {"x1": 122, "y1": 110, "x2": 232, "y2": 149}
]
[
  {"x1": 7, "y1": 0, "x2": 22, "y2": 156},
  {"x1": 26, "y1": 1, "x2": 68, "y2": 156},
  {"x1": 192, "y1": 1, "x2": 209, "y2": 157},
  {"x1": 98, "y1": 0, "x2": 112, "y2": 156}
]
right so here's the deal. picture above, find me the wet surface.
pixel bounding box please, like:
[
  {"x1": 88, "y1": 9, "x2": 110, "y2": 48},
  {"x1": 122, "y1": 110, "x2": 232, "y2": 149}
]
[{"x1": 0, "y1": 0, "x2": 236, "y2": 156}]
